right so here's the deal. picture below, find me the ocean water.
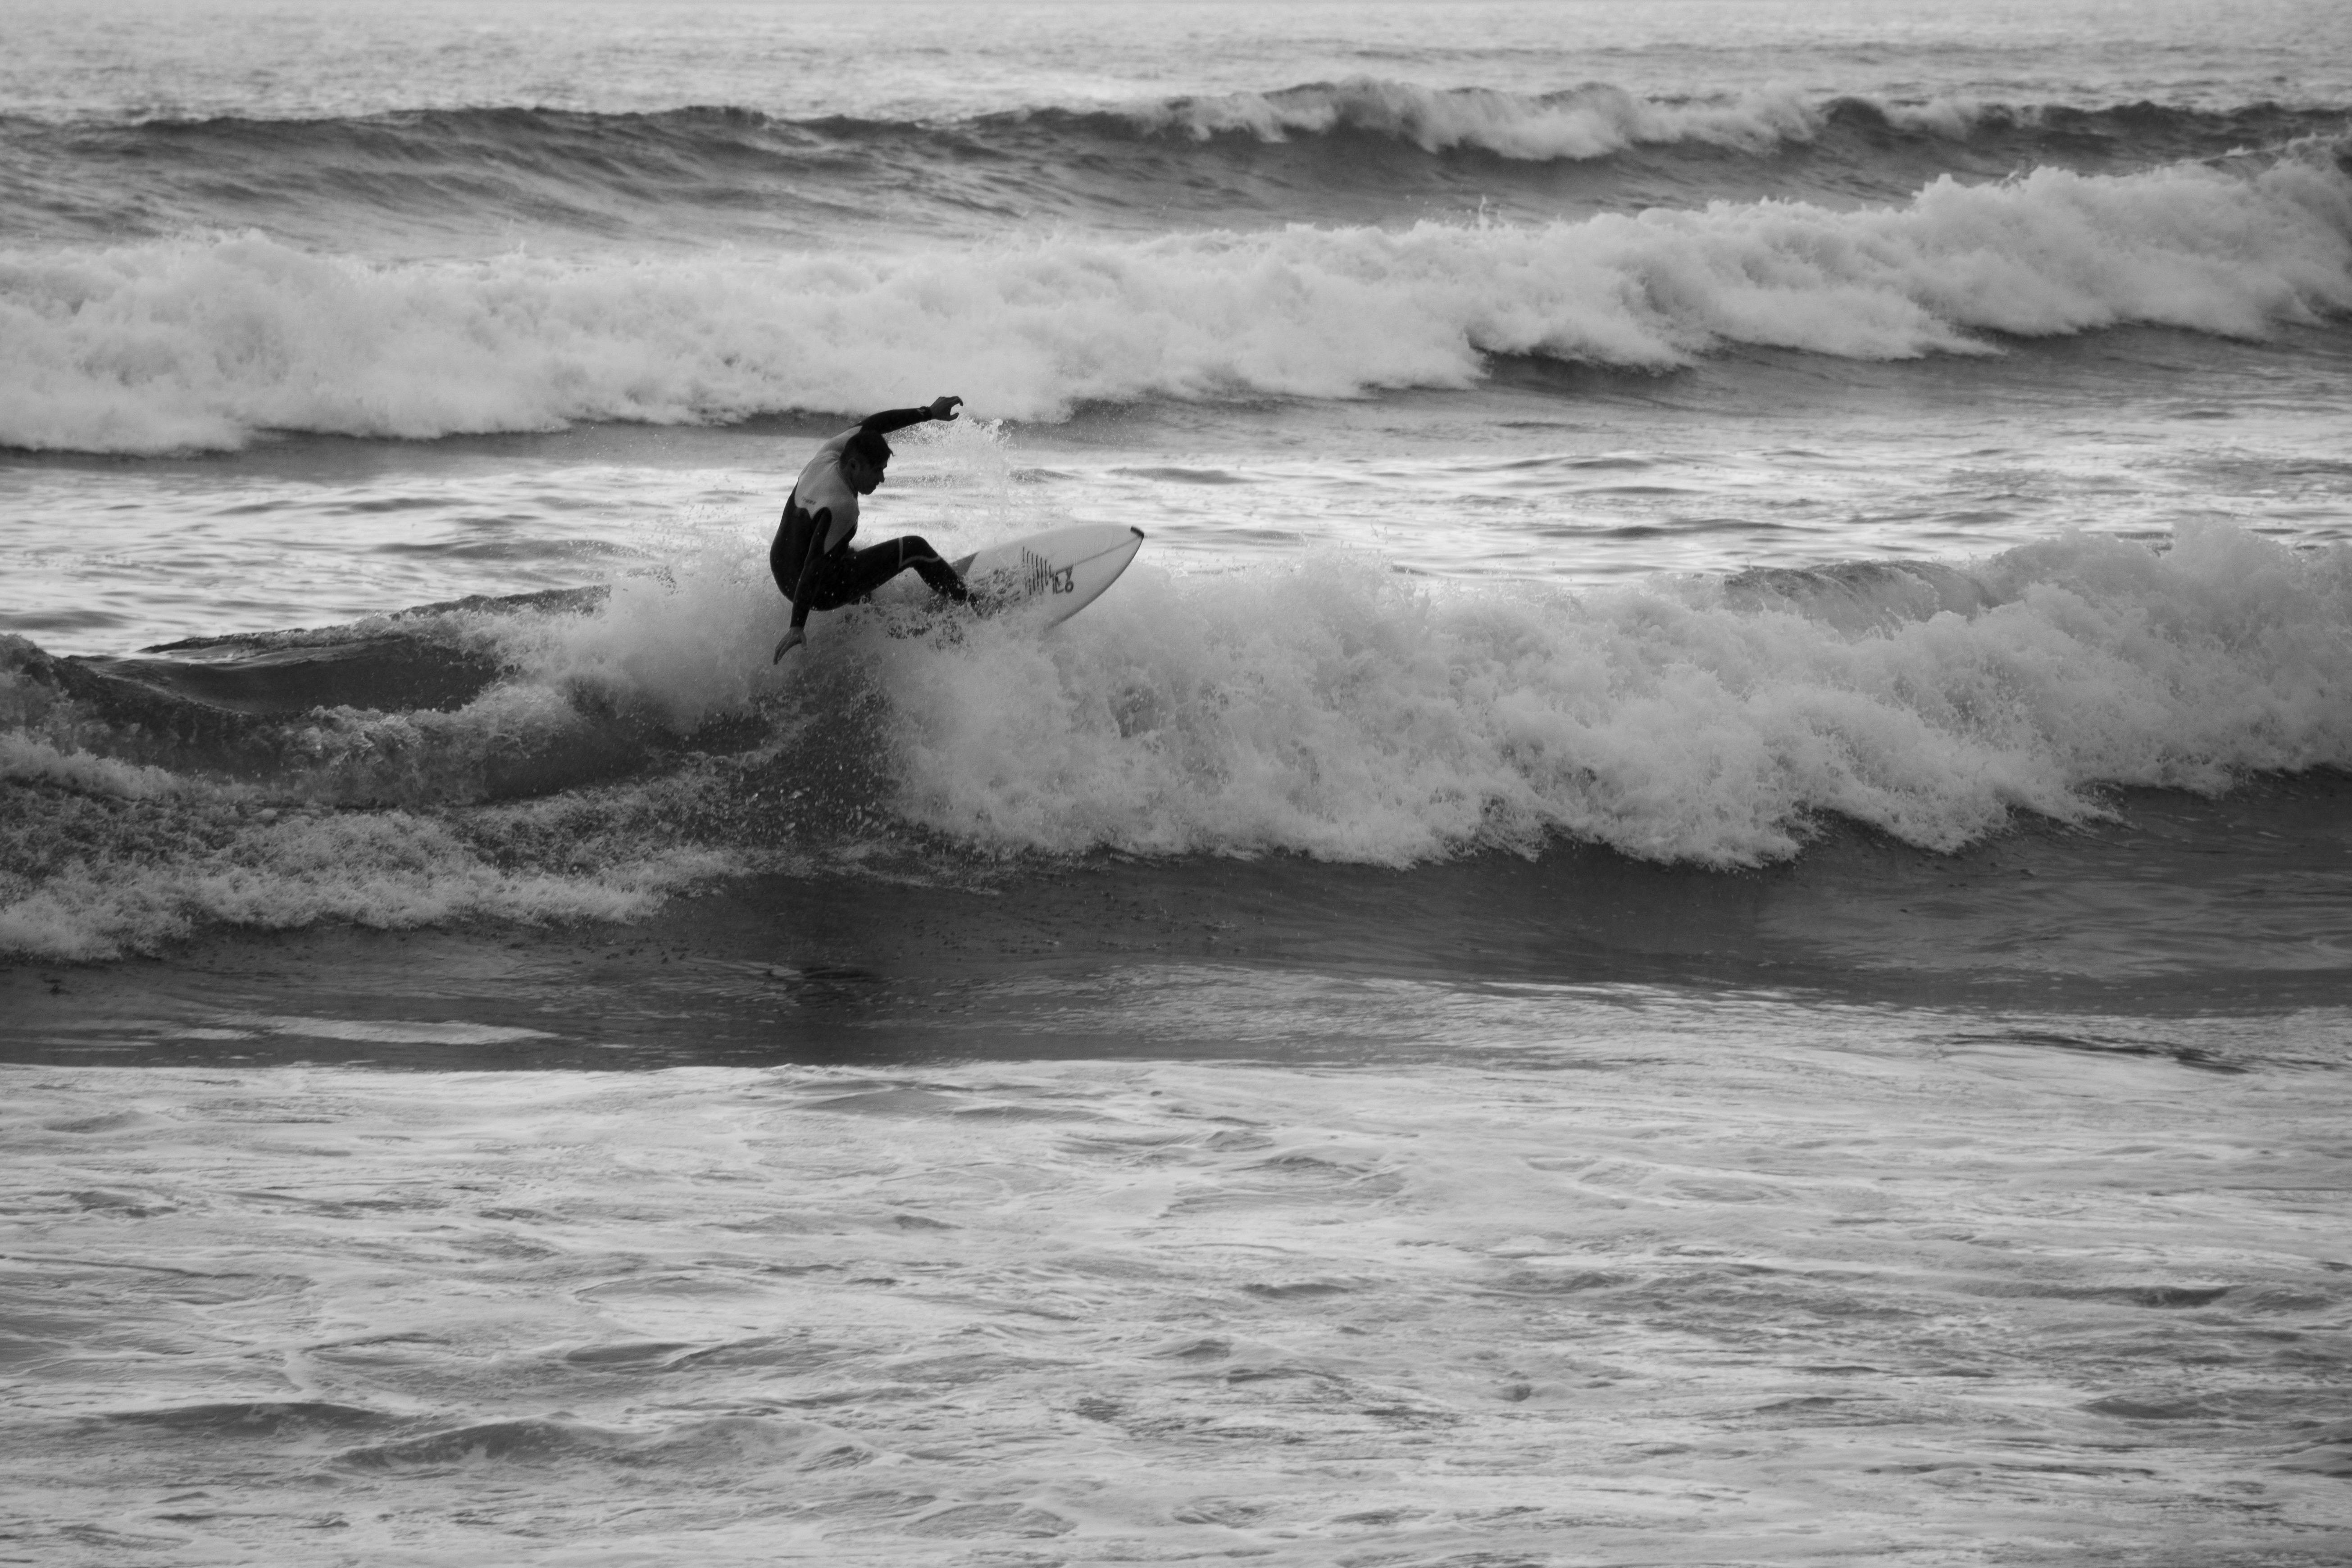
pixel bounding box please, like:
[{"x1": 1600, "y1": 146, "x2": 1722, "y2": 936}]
[{"x1": 5, "y1": 0, "x2": 2352, "y2": 1562}]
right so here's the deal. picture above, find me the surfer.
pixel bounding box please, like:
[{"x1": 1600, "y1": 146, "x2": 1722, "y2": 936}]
[{"x1": 770, "y1": 394, "x2": 973, "y2": 661}]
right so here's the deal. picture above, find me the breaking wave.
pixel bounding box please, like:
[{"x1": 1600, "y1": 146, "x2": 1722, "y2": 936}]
[
  {"x1": 2, "y1": 140, "x2": 2346, "y2": 454},
  {"x1": 5, "y1": 519, "x2": 2349, "y2": 959}
]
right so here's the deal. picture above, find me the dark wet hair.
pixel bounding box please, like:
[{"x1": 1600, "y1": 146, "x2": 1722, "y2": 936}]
[{"x1": 844, "y1": 430, "x2": 893, "y2": 470}]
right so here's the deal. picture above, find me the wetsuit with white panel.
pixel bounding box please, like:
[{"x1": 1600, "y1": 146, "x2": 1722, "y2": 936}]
[{"x1": 769, "y1": 397, "x2": 969, "y2": 659}]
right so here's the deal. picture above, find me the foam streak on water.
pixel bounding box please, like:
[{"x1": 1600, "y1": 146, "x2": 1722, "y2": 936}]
[{"x1": 5, "y1": 982, "x2": 2349, "y2": 1565}]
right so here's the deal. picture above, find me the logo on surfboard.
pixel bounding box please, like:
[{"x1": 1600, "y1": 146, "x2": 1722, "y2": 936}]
[{"x1": 1022, "y1": 549, "x2": 1077, "y2": 595}]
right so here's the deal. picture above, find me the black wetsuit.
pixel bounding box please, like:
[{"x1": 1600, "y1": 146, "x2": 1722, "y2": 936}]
[{"x1": 769, "y1": 406, "x2": 970, "y2": 631}]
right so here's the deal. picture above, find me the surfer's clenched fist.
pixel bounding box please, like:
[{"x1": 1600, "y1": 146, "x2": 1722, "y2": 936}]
[{"x1": 767, "y1": 394, "x2": 972, "y2": 657}]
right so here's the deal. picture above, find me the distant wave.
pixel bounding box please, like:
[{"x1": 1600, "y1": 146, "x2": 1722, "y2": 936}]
[
  {"x1": 2, "y1": 143, "x2": 2345, "y2": 454},
  {"x1": 4, "y1": 86, "x2": 2345, "y2": 247},
  {"x1": 1105, "y1": 81, "x2": 2341, "y2": 163},
  {"x1": 14, "y1": 85, "x2": 2341, "y2": 170},
  {"x1": 1122, "y1": 80, "x2": 1829, "y2": 156},
  {"x1": 6, "y1": 521, "x2": 2350, "y2": 958}
]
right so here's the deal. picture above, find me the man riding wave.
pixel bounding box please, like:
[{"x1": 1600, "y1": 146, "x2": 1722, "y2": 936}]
[{"x1": 770, "y1": 394, "x2": 971, "y2": 662}]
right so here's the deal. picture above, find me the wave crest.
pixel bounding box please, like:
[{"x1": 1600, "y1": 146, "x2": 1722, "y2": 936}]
[
  {"x1": 1124, "y1": 80, "x2": 1829, "y2": 159},
  {"x1": 3, "y1": 143, "x2": 2345, "y2": 454}
]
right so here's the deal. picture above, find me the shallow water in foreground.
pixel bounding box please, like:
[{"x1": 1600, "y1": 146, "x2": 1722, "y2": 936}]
[{"x1": 8, "y1": 984, "x2": 2351, "y2": 1567}]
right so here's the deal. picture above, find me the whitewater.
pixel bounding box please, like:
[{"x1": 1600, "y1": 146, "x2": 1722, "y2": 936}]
[{"x1": 5, "y1": 1, "x2": 2352, "y2": 1564}]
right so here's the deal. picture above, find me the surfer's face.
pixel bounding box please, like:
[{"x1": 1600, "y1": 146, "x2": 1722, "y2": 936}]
[{"x1": 842, "y1": 449, "x2": 885, "y2": 494}]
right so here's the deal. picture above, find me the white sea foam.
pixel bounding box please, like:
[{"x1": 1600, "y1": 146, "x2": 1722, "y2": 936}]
[
  {"x1": 0, "y1": 814, "x2": 725, "y2": 963},
  {"x1": 517, "y1": 545, "x2": 794, "y2": 734},
  {"x1": 0, "y1": 739, "x2": 730, "y2": 960},
  {"x1": 2, "y1": 150, "x2": 2343, "y2": 453},
  {"x1": 0, "y1": 730, "x2": 196, "y2": 800},
  {"x1": 876, "y1": 523, "x2": 2352, "y2": 865}
]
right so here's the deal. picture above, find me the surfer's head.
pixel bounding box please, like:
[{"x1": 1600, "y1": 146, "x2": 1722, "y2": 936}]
[{"x1": 842, "y1": 432, "x2": 892, "y2": 494}]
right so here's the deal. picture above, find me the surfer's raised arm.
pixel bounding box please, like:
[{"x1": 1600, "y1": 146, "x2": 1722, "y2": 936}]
[
  {"x1": 769, "y1": 395, "x2": 970, "y2": 661},
  {"x1": 858, "y1": 395, "x2": 963, "y2": 440}
]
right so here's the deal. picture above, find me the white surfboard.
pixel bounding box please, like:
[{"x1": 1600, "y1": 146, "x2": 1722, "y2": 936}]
[{"x1": 945, "y1": 523, "x2": 1145, "y2": 627}]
